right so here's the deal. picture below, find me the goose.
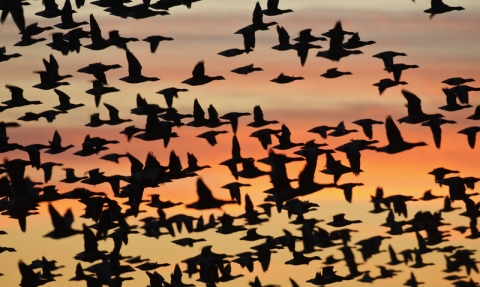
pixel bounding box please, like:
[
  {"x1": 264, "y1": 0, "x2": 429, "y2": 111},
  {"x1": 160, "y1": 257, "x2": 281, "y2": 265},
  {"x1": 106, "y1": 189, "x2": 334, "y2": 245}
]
[
  {"x1": 262, "y1": 0, "x2": 292, "y2": 16},
  {"x1": 1, "y1": 0, "x2": 26, "y2": 34},
  {"x1": 182, "y1": 61, "x2": 225, "y2": 86},
  {"x1": 186, "y1": 178, "x2": 236, "y2": 210},
  {"x1": 120, "y1": 47, "x2": 159, "y2": 83},
  {"x1": 285, "y1": 251, "x2": 321, "y2": 265},
  {"x1": 46, "y1": 32, "x2": 71, "y2": 55},
  {"x1": 250, "y1": 128, "x2": 281, "y2": 149},
  {"x1": 197, "y1": 130, "x2": 228, "y2": 146},
  {"x1": 336, "y1": 183, "x2": 364, "y2": 203},
  {"x1": 247, "y1": 105, "x2": 279, "y2": 127},
  {"x1": 272, "y1": 25, "x2": 294, "y2": 51},
  {"x1": 3, "y1": 85, "x2": 42, "y2": 108},
  {"x1": 376, "y1": 116, "x2": 427, "y2": 154},
  {"x1": 273, "y1": 124, "x2": 303, "y2": 149},
  {"x1": 328, "y1": 121, "x2": 358, "y2": 137},
  {"x1": 237, "y1": 2, "x2": 277, "y2": 33},
  {"x1": 343, "y1": 32, "x2": 375, "y2": 49},
  {"x1": 424, "y1": 0, "x2": 465, "y2": 19},
  {"x1": 156, "y1": 87, "x2": 188, "y2": 109},
  {"x1": 450, "y1": 85, "x2": 480, "y2": 104},
  {"x1": 35, "y1": 0, "x2": 62, "y2": 18},
  {"x1": 231, "y1": 64, "x2": 263, "y2": 75},
  {"x1": 373, "y1": 78, "x2": 408, "y2": 95},
  {"x1": 271, "y1": 73, "x2": 303, "y2": 84},
  {"x1": 218, "y1": 48, "x2": 247, "y2": 57},
  {"x1": 352, "y1": 118, "x2": 384, "y2": 139},
  {"x1": 143, "y1": 35, "x2": 174, "y2": 53},
  {"x1": 85, "y1": 113, "x2": 105, "y2": 127},
  {"x1": 60, "y1": 168, "x2": 87, "y2": 183},
  {"x1": 307, "y1": 125, "x2": 336, "y2": 139},
  {"x1": 44, "y1": 203, "x2": 80, "y2": 238},
  {"x1": 52, "y1": 89, "x2": 85, "y2": 111},
  {"x1": 467, "y1": 105, "x2": 480, "y2": 120},
  {"x1": 107, "y1": 30, "x2": 139, "y2": 48},
  {"x1": 458, "y1": 126, "x2": 480, "y2": 148},
  {"x1": 14, "y1": 32, "x2": 46, "y2": 47},
  {"x1": 320, "y1": 68, "x2": 352, "y2": 78},
  {"x1": 85, "y1": 80, "x2": 120, "y2": 107},
  {"x1": 0, "y1": 46, "x2": 22, "y2": 62},
  {"x1": 130, "y1": 94, "x2": 167, "y2": 115},
  {"x1": 443, "y1": 77, "x2": 474, "y2": 86},
  {"x1": 84, "y1": 14, "x2": 111, "y2": 50},
  {"x1": 421, "y1": 117, "x2": 456, "y2": 148},
  {"x1": 54, "y1": 0, "x2": 88, "y2": 30},
  {"x1": 373, "y1": 51, "x2": 407, "y2": 70},
  {"x1": 45, "y1": 130, "x2": 74, "y2": 154},
  {"x1": 439, "y1": 87, "x2": 472, "y2": 111},
  {"x1": 77, "y1": 62, "x2": 122, "y2": 74},
  {"x1": 33, "y1": 71, "x2": 70, "y2": 90},
  {"x1": 220, "y1": 111, "x2": 251, "y2": 134},
  {"x1": 293, "y1": 28, "x2": 327, "y2": 42},
  {"x1": 103, "y1": 103, "x2": 132, "y2": 125},
  {"x1": 316, "y1": 21, "x2": 363, "y2": 61}
]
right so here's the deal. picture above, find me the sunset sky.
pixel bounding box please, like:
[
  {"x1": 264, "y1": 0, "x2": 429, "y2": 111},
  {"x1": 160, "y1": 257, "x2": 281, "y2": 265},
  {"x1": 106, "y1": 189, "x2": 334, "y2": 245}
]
[{"x1": 1, "y1": 0, "x2": 480, "y2": 286}]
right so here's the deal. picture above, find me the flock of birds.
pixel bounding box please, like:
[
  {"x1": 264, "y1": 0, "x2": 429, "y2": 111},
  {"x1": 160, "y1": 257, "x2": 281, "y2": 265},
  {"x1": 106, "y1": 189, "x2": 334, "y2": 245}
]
[{"x1": 0, "y1": 0, "x2": 479, "y2": 287}]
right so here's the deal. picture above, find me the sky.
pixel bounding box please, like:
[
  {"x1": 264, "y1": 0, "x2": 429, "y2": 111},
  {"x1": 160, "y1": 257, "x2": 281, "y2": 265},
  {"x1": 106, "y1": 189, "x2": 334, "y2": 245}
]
[{"x1": 1, "y1": 0, "x2": 480, "y2": 286}]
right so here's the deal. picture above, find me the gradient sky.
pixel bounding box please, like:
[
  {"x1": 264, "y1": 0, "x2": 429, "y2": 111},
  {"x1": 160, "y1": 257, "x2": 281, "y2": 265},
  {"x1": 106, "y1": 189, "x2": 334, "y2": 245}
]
[{"x1": 1, "y1": 0, "x2": 480, "y2": 286}]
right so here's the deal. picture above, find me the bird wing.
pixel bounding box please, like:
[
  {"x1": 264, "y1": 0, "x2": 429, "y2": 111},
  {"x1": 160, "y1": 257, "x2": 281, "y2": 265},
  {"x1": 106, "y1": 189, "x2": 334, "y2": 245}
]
[
  {"x1": 385, "y1": 116, "x2": 405, "y2": 144},
  {"x1": 89, "y1": 14, "x2": 103, "y2": 44},
  {"x1": 125, "y1": 48, "x2": 142, "y2": 78},
  {"x1": 196, "y1": 178, "x2": 215, "y2": 201},
  {"x1": 252, "y1": 2, "x2": 263, "y2": 25},
  {"x1": 192, "y1": 61, "x2": 205, "y2": 78},
  {"x1": 267, "y1": 0, "x2": 279, "y2": 10},
  {"x1": 402, "y1": 89, "x2": 423, "y2": 116},
  {"x1": 54, "y1": 88, "x2": 70, "y2": 105}
]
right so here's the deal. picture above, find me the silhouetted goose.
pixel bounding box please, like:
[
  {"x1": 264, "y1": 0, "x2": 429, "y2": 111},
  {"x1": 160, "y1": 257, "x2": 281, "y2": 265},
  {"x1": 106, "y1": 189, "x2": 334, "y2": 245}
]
[
  {"x1": 84, "y1": 14, "x2": 111, "y2": 50},
  {"x1": 336, "y1": 183, "x2": 364, "y2": 203},
  {"x1": 271, "y1": 73, "x2": 303, "y2": 84},
  {"x1": 3, "y1": 85, "x2": 42, "y2": 108},
  {"x1": 60, "y1": 168, "x2": 87, "y2": 183},
  {"x1": 293, "y1": 29, "x2": 326, "y2": 42},
  {"x1": 231, "y1": 64, "x2": 263, "y2": 75},
  {"x1": 458, "y1": 126, "x2": 480, "y2": 148},
  {"x1": 307, "y1": 125, "x2": 335, "y2": 139},
  {"x1": 343, "y1": 32, "x2": 375, "y2": 49},
  {"x1": 439, "y1": 87, "x2": 472, "y2": 111},
  {"x1": 186, "y1": 178, "x2": 236, "y2": 210},
  {"x1": 103, "y1": 103, "x2": 132, "y2": 125},
  {"x1": 156, "y1": 87, "x2": 188, "y2": 109},
  {"x1": 44, "y1": 130, "x2": 73, "y2": 154},
  {"x1": 327, "y1": 213, "x2": 362, "y2": 227},
  {"x1": 428, "y1": 168, "x2": 459, "y2": 185},
  {"x1": 250, "y1": 128, "x2": 281, "y2": 150},
  {"x1": 182, "y1": 61, "x2": 225, "y2": 86},
  {"x1": 467, "y1": 105, "x2": 480, "y2": 120},
  {"x1": 450, "y1": 85, "x2": 480, "y2": 104},
  {"x1": 273, "y1": 124, "x2": 303, "y2": 149},
  {"x1": 237, "y1": 2, "x2": 277, "y2": 33},
  {"x1": 0, "y1": 46, "x2": 21, "y2": 62},
  {"x1": 44, "y1": 203, "x2": 80, "y2": 238},
  {"x1": 424, "y1": 0, "x2": 465, "y2": 19},
  {"x1": 33, "y1": 71, "x2": 70, "y2": 90},
  {"x1": 328, "y1": 121, "x2": 358, "y2": 137},
  {"x1": 443, "y1": 77, "x2": 475, "y2": 86},
  {"x1": 373, "y1": 51, "x2": 407, "y2": 70},
  {"x1": 120, "y1": 47, "x2": 159, "y2": 83},
  {"x1": 320, "y1": 152, "x2": 354, "y2": 183},
  {"x1": 247, "y1": 105, "x2": 279, "y2": 127},
  {"x1": 85, "y1": 113, "x2": 105, "y2": 127},
  {"x1": 54, "y1": 0, "x2": 87, "y2": 29},
  {"x1": 419, "y1": 190, "x2": 443, "y2": 201},
  {"x1": 52, "y1": 89, "x2": 84, "y2": 112},
  {"x1": 236, "y1": 158, "x2": 268, "y2": 179},
  {"x1": 218, "y1": 48, "x2": 248, "y2": 57},
  {"x1": 376, "y1": 116, "x2": 427, "y2": 154},
  {"x1": 373, "y1": 78, "x2": 407, "y2": 95},
  {"x1": 107, "y1": 30, "x2": 139, "y2": 48},
  {"x1": 197, "y1": 130, "x2": 228, "y2": 146},
  {"x1": 220, "y1": 111, "x2": 251, "y2": 134},
  {"x1": 85, "y1": 80, "x2": 120, "y2": 107},
  {"x1": 316, "y1": 21, "x2": 363, "y2": 61},
  {"x1": 1, "y1": 0, "x2": 26, "y2": 34},
  {"x1": 35, "y1": 0, "x2": 62, "y2": 18},
  {"x1": 271, "y1": 25, "x2": 294, "y2": 51},
  {"x1": 404, "y1": 272, "x2": 424, "y2": 287},
  {"x1": 17, "y1": 112, "x2": 42, "y2": 122},
  {"x1": 358, "y1": 271, "x2": 375, "y2": 283},
  {"x1": 74, "y1": 224, "x2": 107, "y2": 262},
  {"x1": 321, "y1": 68, "x2": 352, "y2": 78},
  {"x1": 42, "y1": 163, "x2": 63, "y2": 184},
  {"x1": 172, "y1": 237, "x2": 206, "y2": 247},
  {"x1": 421, "y1": 117, "x2": 456, "y2": 148},
  {"x1": 295, "y1": 40, "x2": 322, "y2": 66},
  {"x1": 410, "y1": 249, "x2": 434, "y2": 268},
  {"x1": 131, "y1": 94, "x2": 167, "y2": 115},
  {"x1": 352, "y1": 118, "x2": 384, "y2": 139},
  {"x1": 14, "y1": 31, "x2": 47, "y2": 47},
  {"x1": 143, "y1": 35, "x2": 174, "y2": 53},
  {"x1": 285, "y1": 251, "x2": 321, "y2": 265},
  {"x1": 206, "y1": 104, "x2": 229, "y2": 128},
  {"x1": 78, "y1": 62, "x2": 122, "y2": 74},
  {"x1": 261, "y1": 0, "x2": 292, "y2": 15},
  {"x1": 124, "y1": 0, "x2": 169, "y2": 19},
  {"x1": 398, "y1": 90, "x2": 444, "y2": 124}
]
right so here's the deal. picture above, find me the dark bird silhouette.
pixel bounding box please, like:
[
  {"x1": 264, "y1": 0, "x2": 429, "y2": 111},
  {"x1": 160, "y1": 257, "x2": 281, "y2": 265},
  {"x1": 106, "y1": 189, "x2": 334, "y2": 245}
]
[
  {"x1": 374, "y1": 78, "x2": 408, "y2": 95},
  {"x1": 398, "y1": 90, "x2": 444, "y2": 124},
  {"x1": 231, "y1": 64, "x2": 263, "y2": 75},
  {"x1": 443, "y1": 77, "x2": 475, "y2": 86},
  {"x1": 424, "y1": 0, "x2": 465, "y2": 19},
  {"x1": 343, "y1": 32, "x2": 375, "y2": 49},
  {"x1": 52, "y1": 89, "x2": 84, "y2": 111},
  {"x1": 54, "y1": 0, "x2": 87, "y2": 29},
  {"x1": 273, "y1": 124, "x2": 303, "y2": 150},
  {"x1": 84, "y1": 14, "x2": 111, "y2": 50},
  {"x1": 467, "y1": 105, "x2": 480, "y2": 120},
  {"x1": 352, "y1": 118, "x2": 384, "y2": 139},
  {"x1": 0, "y1": 46, "x2": 22, "y2": 62},
  {"x1": 262, "y1": 0, "x2": 292, "y2": 15},
  {"x1": 156, "y1": 87, "x2": 189, "y2": 109},
  {"x1": 439, "y1": 87, "x2": 472, "y2": 111},
  {"x1": 143, "y1": 35, "x2": 173, "y2": 53},
  {"x1": 293, "y1": 28, "x2": 327, "y2": 42},
  {"x1": 120, "y1": 47, "x2": 159, "y2": 83},
  {"x1": 271, "y1": 73, "x2": 304, "y2": 84},
  {"x1": 458, "y1": 126, "x2": 480, "y2": 148},
  {"x1": 328, "y1": 121, "x2": 358, "y2": 137},
  {"x1": 44, "y1": 203, "x2": 80, "y2": 239},
  {"x1": 376, "y1": 116, "x2": 427, "y2": 154},
  {"x1": 4, "y1": 85, "x2": 42, "y2": 108},
  {"x1": 186, "y1": 178, "x2": 236, "y2": 210},
  {"x1": 321, "y1": 68, "x2": 352, "y2": 79},
  {"x1": 237, "y1": 2, "x2": 277, "y2": 33},
  {"x1": 182, "y1": 61, "x2": 225, "y2": 86},
  {"x1": 247, "y1": 105, "x2": 279, "y2": 127},
  {"x1": 197, "y1": 130, "x2": 228, "y2": 146},
  {"x1": 421, "y1": 117, "x2": 456, "y2": 148},
  {"x1": 373, "y1": 51, "x2": 407, "y2": 70},
  {"x1": 316, "y1": 21, "x2": 363, "y2": 61},
  {"x1": 327, "y1": 213, "x2": 362, "y2": 227},
  {"x1": 336, "y1": 183, "x2": 364, "y2": 203},
  {"x1": 103, "y1": 103, "x2": 132, "y2": 125}
]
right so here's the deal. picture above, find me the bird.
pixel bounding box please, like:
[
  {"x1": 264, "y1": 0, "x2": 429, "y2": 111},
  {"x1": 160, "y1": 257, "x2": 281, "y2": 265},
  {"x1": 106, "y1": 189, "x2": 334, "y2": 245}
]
[
  {"x1": 439, "y1": 87, "x2": 472, "y2": 111},
  {"x1": 197, "y1": 130, "x2": 228, "y2": 146},
  {"x1": 327, "y1": 213, "x2": 362, "y2": 227},
  {"x1": 421, "y1": 117, "x2": 457, "y2": 148},
  {"x1": 120, "y1": 47, "x2": 159, "y2": 83},
  {"x1": 44, "y1": 203, "x2": 80, "y2": 239},
  {"x1": 424, "y1": 0, "x2": 465, "y2": 19},
  {"x1": 84, "y1": 14, "x2": 111, "y2": 50},
  {"x1": 186, "y1": 178, "x2": 236, "y2": 210},
  {"x1": 373, "y1": 51, "x2": 407, "y2": 70},
  {"x1": 52, "y1": 89, "x2": 84, "y2": 111},
  {"x1": 374, "y1": 78, "x2": 408, "y2": 95},
  {"x1": 467, "y1": 105, "x2": 480, "y2": 120},
  {"x1": 398, "y1": 90, "x2": 444, "y2": 124},
  {"x1": 3, "y1": 85, "x2": 42, "y2": 108},
  {"x1": 321, "y1": 68, "x2": 352, "y2": 79},
  {"x1": 328, "y1": 121, "x2": 358, "y2": 137},
  {"x1": 53, "y1": 0, "x2": 87, "y2": 29},
  {"x1": 182, "y1": 61, "x2": 225, "y2": 86},
  {"x1": 0, "y1": 46, "x2": 22, "y2": 62},
  {"x1": 352, "y1": 118, "x2": 384, "y2": 139},
  {"x1": 443, "y1": 77, "x2": 475, "y2": 86},
  {"x1": 262, "y1": 0, "x2": 292, "y2": 16},
  {"x1": 376, "y1": 116, "x2": 427, "y2": 154},
  {"x1": 143, "y1": 35, "x2": 174, "y2": 53},
  {"x1": 343, "y1": 32, "x2": 375, "y2": 49},
  {"x1": 458, "y1": 126, "x2": 480, "y2": 148},
  {"x1": 45, "y1": 130, "x2": 74, "y2": 154},
  {"x1": 156, "y1": 87, "x2": 189, "y2": 109},
  {"x1": 271, "y1": 73, "x2": 304, "y2": 84},
  {"x1": 231, "y1": 64, "x2": 263, "y2": 75},
  {"x1": 247, "y1": 105, "x2": 279, "y2": 127},
  {"x1": 103, "y1": 103, "x2": 132, "y2": 125},
  {"x1": 316, "y1": 21, "x2": 363, "y2": 61}
]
